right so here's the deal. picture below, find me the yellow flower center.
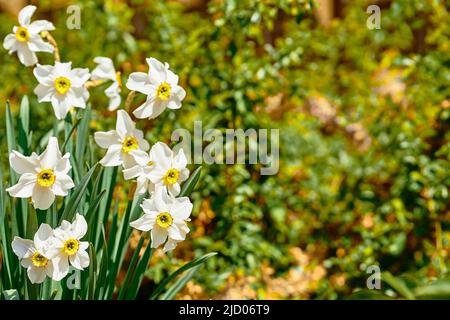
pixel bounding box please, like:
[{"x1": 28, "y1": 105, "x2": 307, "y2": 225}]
[
  {"x1": 15, "y1": 26, "x2": 29, "y2": 42},
  {"x1": 157, "y1": 82, "x2": 171, "y2": 100},
  {"x1": 163, "y1": 168, "x2": 179, "y2": 185},
  {"x1": 156, "y1": 212, "x2": 173, "y2": 229},
  {"x1": 31, "y1": 252, "x2": 48, "y2": 268},
  {"x1": 54, "y1": 76, "x2": 71, "y2": 95},
  {"x1": 122, "y1": 136, "x2": 139, "y2": 153},
  {"x1": 37, "y1": 169, "x2": 55, "y2": 187},
  {"x1": 62, "y1": 239, "x2": 79, "y2": 256},
  {"x1": 116, "y1": 71, "x2": 122, "y2": 88},
  {"x1": 147, "y1": 161, "x2": 154, "y2": 166}
]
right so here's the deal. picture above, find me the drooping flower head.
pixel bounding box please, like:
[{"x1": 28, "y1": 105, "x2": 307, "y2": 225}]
[
  {"x1": 11, "y1": 224, "x2": 58, "y2": 284},
  {"x1": 147, "y1": 142, "x2": 189, "y2": 197},
  {"x1": 91, "y1": 57, "x2": 122, "y2": 111},
  {"x1": 52, "y1": 213, "x2": 90, "y2": 280},
  {"x1": 3, "y1": 5, "x2": 55, "y2": 66},
  {"x1": 130, "y1": 188, "x2": 192, "y2": 252},
  {"x1": 6, "y1": 137, "x2": 75, "y2": 210},
  {"x1": 33, "y1": 61, "x2": 91, "y2": 120},
  {"x1": 94, "y1": 110, "x2": 150, "y2": 169},
  {"x1": 126, "y1": 57, "x2": 186, "y2": 119}
]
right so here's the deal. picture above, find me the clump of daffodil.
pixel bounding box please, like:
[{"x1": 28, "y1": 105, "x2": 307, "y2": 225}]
[{"x1": 6, "y1": 137, "x2": 75, "y2": 210}]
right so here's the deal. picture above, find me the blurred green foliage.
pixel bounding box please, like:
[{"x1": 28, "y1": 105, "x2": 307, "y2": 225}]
[{"x1": 0, "y1": 0, "x2": 449, "y2": 299}]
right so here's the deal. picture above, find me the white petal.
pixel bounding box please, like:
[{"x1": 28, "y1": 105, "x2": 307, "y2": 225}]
[
  {"x1": 151, "y1": 227, "x2": 167, "y2": 248},
  {"x1": 34, "y1": 83, "x2": 54, "y2": 102},
  {"x1": 19, "y1": 5, "x2": 37, "y2": 26},
  {"x1": 146, "y1": 57, "x2": 166, "y2": 84},
  {"x1": 133, "y1": 97, "x2": 166, "y2": 120},
  {"x1": 21, "y1": 258, "x2": 33, "y2": 268},
  {"x1": 28, "y1": 35, "x2": 53, "y2": 53},
  {"x1": 55, "y1": 153, "x2": 72, "y2": 174},
  {"x1": 173, "y1": 148, "x2": 188, "y2": 170},
  {"x1": 11, "y1": 237, "x2": 34, "y2": 259},
  {"x1": 79, "y1": 241, "x2": 89, "y2": 251},
  {"x1": 6, "y1": 173, "x2": 36, "y2": 198},
  {"x1": 66, "y1": 88, "x2": 87, "y2": 109},
  {"x1": 33, "y1": 64, "x2": 54, "y2": 86},
  {"x1": 27, "y1": 266, "x2": 47, "y2": 284},
  {"x1": 123, "y1": 165, "x2": 143, "y2": 180},
  {"x1": 33, "y1": 223, "x2": 54, "y2": 249},
  {"x1": 28, "y1": 20, "x2": 55, "y2": 33},
  {"x1": 99, "y1": 144, "x2": 123, "y2": 167},
  {"x1": 32, "y1": 185, "x2": 55, "y2": 210},
  {"x1": 129, "y1": 213, "x2": 155, "y2": 232},
  {"x1": 116, "y1": 110, "x2": 135, "y2": 137},
  {"x1": 50, "y1": 255, "x2": 69, "y2": 281},
  {"x1": 171, "y1": 197, "x2": 193, "y2": 220},
  {"x1": 52, "y1": 173, "x2": 74, "y2": 196},
  {"x1": 166, "y1": 69, "x2": 179, "y2": 85},
  {"x1": 126, "y1": 72, "x2": 152, "y2": 94},
  {"x1": 135, "y1": 176, "x2": 151, "y2": 195},
  {"x1": 17, "y1": 45, "x2": 38, "y2": 66},
  {"x1": 3, "y1": 34, "x2": 17, "y2": 51},
  {"x1": 105, "y1": 83, "x2": 121, "y2": 110},
  {"x1": 91, "y1": 57, "x2": 116, "y2": 80},
  {"x1": 9, "y1": 150, "x2": 39, "y2": 174},
  {"x1": 72, "y1": 213, "x2": 87, "y2": 239},
  {"x1": 179, "y1": 168, "x2": 190, "y2": 182},
  {"x1": 69, "y1": 250, "x2": 89, "y2": 270},
  {"x1": 128, "y1": 149, "x2": 151, "y2": 167},
  {"x1": 163, "y1": 239, "x2": 179, "y2": 252},
  {"x1": 168, "y1": 183, "x2": 181, "y2": 197},
  {"x1": 153, "y1": 187, "x2": 169, "y2": 212},
  {"x1": 50, "y1": 94, "x2": 71, "y2": 120},
  {"x1": 122, "y1": 153, "x2": 138, "y2": 169},
  {"x1": 94, "y1": 130, "x2": 120, "y2": 149},
  {"x1": 167, "y1": 224, "x2": 185, "y2": 241},
  {"x1": 54, "y1": 61, "x2": 72, "y2": 77},
  {"x1": 40, "y1": 137, "x2": 61, "y2": 169},
  {"x1": 141, "y1": 197, "x2": 158, "y2": 213},
  {"x1": 70, "y1": 68, "x2": 91, "y2": 87},
  {"x1": 150, "y1": 142, "x2": 173, "y2": 167}
]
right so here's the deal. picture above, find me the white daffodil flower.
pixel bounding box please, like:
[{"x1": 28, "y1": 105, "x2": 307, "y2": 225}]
[
  {"x1": 130, "y1": 187, "x2": 192, "y2": 252},
  {"x1": 91, "y1": 57, "x2": 122, "y2": 111},
  {"x1": 126, "y1": 57, "x2": 186, "y2": 119},
  {"x1": 3, "y1": 5, "x2": 55, "y2": 67},
  {"x1": 122, "y1": 142, "x2": 172, "y2": 195},
  {"x1": 6, "y1": 137, "x2": 75, "y2": 210},
  {"x1": 147, "y1": 142, "x2": 189, "y2": 197},
  {"x1": 11, "y1": 224, "x2": 58, "y2": 284},
  {"x1": 52, "y1": 213, "x2": 89, "y2": 280},
  {"x1": 33, "y1": 61, "x2": 91, "y2": 120},
  {"x1": 94, "y1": 110, "x2": 150, "y2": 169}
]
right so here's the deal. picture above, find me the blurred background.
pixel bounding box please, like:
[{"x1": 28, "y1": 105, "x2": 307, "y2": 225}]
[{"x1": 0, "y1": 0, "x2": 449, "y2": 299}]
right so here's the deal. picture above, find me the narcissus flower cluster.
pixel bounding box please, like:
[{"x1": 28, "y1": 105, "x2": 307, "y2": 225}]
[{"x1": 4, "y1": 4, "x2": 195, "y2": 287}]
